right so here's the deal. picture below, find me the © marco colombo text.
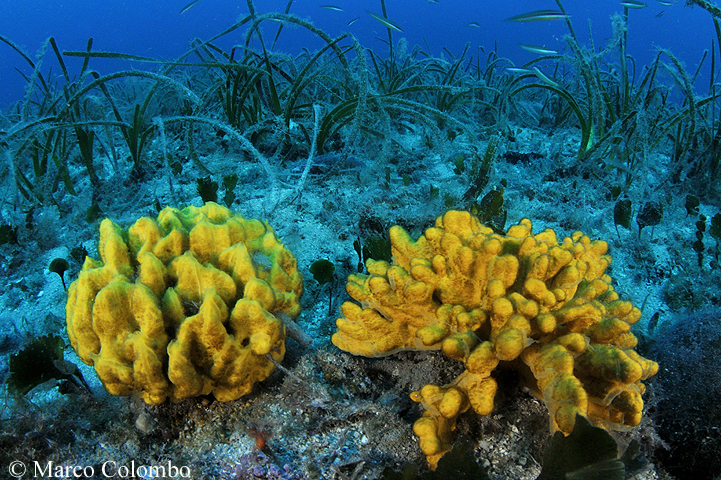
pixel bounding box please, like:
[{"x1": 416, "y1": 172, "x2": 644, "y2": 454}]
[{"x1": 21, "y1": 460, "x2": 190, "y2": 478}]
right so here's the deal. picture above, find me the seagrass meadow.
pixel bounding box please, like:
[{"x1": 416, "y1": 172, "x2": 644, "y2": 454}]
[{"x1": 1, "y1": 0, "x2": 721, "y2": 478}]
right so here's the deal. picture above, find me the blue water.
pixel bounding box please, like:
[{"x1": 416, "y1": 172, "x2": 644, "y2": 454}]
[{"x1": 0, "y1": 0, "x2": 715, "y2": 108}]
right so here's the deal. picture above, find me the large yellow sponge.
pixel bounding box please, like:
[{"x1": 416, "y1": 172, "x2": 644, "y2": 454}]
[
  {"x1": 333, "y1": 210, "x2": 657, "y2": 468},
  {"x1": 66, "y1": 202, "x2": 303, "y2": 404}
]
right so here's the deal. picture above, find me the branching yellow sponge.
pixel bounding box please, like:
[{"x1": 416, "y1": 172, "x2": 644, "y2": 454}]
[
  {"x1": 332, "y1": 210, "x2": 657, "y2": 469},
  {"x1": 66, "y1": 202, "x2": 303, "y2": 404}
]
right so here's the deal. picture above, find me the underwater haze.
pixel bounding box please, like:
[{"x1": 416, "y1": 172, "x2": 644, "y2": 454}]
[{"x1": 0, "y1": 0, "x2": 715, "y2": 107}]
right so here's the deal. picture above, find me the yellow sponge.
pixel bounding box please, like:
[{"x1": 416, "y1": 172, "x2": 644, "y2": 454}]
[
  {"x1": 410, "y1": 384, "x2": 471, "y2": 469},
  {"x1": 333, "y1": 210, "x2": 657, "y2": 468},
  {"x1": 66, "y1": 202, "x2": 303, "y2": 404}
]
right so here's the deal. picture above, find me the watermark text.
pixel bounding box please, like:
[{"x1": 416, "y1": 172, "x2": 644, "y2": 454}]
[{"x1": 7, "y1": 460, "x2": 191, "y2": 478}]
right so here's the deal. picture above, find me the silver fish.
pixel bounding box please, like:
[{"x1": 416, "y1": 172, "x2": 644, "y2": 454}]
[
  {"x1": 506, "y1": 67, "x2": 533, "y2": 74},
  {"x1": 519, "y1": 43, "x2": 558, "y2": 55},
  {"x1": 533, "y1": 67, "x2": 559, "y2": 87},
  {"x1": 180, "y1": 0, "x2": 202, "y2": 14},
  {"x1": 506, "y1": 10, "x2": 568, "y2": 22},
  {"x1": 366, "y1": 10, "x2": 403, "y2": 32},
  {"x1": 320, "y1": 5, "x2": 343, "y2": 11},
  {"x1": 620, "y1": 0, "x2": 647, "y2": 8}
]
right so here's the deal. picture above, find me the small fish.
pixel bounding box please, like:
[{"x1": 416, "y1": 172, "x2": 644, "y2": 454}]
[
  {"x1": 320, "y1": 5, "x2": 343, "y2": 11},
  {"x1": 656, "y1": 10, "x2": 665, "y2": 16},
  {"x1": 620, "y1": 0, "x2": 647, "y2": 8},
  {"x1": 506, "y1": 67, "x2": 533, "y2": 74},
  {"x1": 657, "y1": 0, "x2": 673, "y2": 5},
  {"x1": 366, "y1": 10, "x2": 403, "y2": 32},
  {"x1": 533, "y1": 67, "x2": 559, "y2": 87},
  {"x1": 427, "y1": 0, "x2": 439, "y2": 3},
  {"x1": 347, "y1": 17, "x2": 360, "y2": 26},
  {"x1": 180, "y1": 0, "x2": 202, "y2": 14},
  {"x1": 506, "y1": 10, "x2": 568, "y2": 22},
  {"x1": 519, "y1": 43, "x2": 558, "y2": 55},
  {"x1": 466, "y1": 22, "x2": 480, "y2": 28}
]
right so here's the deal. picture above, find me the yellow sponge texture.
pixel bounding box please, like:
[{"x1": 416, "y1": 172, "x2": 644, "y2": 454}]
[
  {"x1": 66, "y1": 202, "x2": 303, "y2": 404},
  {"x1": 333, "y1": 210, "x2": 657, "y2": 468}
]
